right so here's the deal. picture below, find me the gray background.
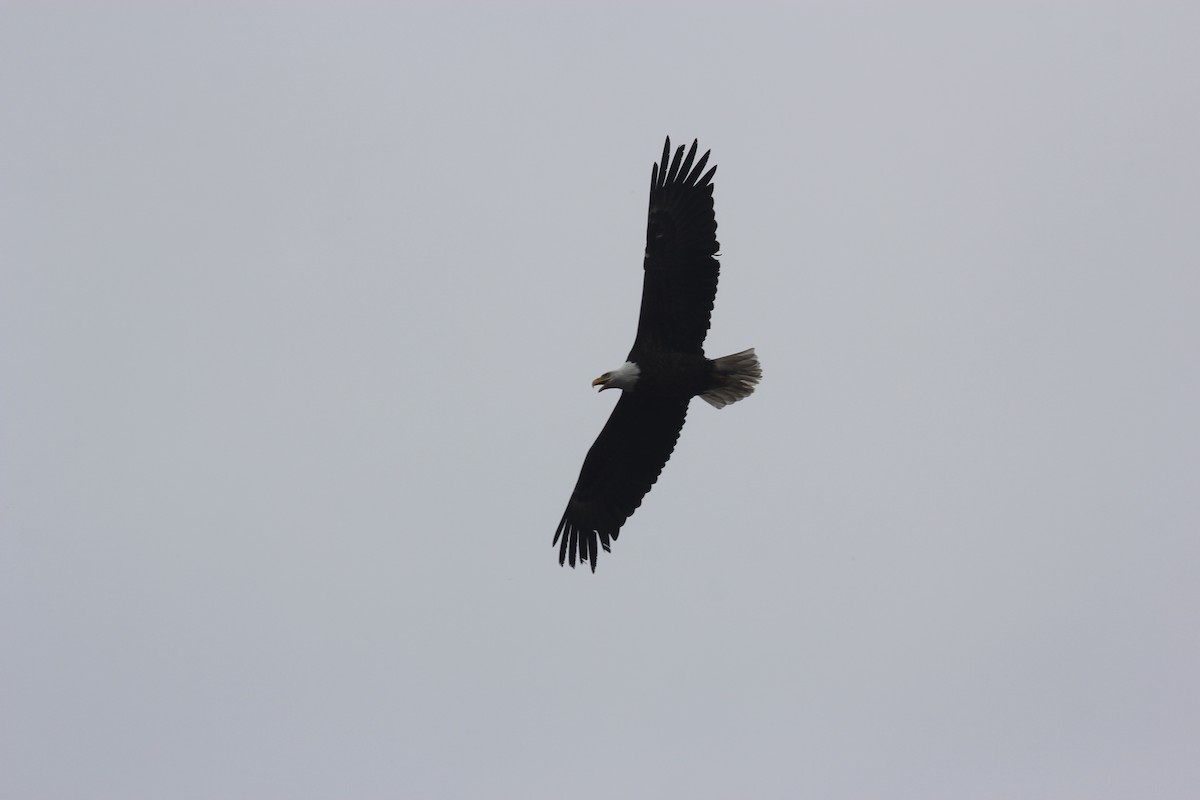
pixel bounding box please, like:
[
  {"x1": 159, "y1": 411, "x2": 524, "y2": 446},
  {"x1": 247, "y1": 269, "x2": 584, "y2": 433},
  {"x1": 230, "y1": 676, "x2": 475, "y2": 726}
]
[{"x1": 3, "y1": 3, "x2": 1197, "y2": 798}]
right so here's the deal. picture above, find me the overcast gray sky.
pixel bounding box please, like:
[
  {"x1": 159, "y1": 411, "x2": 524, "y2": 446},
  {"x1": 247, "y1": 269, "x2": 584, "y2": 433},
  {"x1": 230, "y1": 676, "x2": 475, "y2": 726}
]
[{"x1": 3, "y1": 3, "x2": 1198, "y2": 798}]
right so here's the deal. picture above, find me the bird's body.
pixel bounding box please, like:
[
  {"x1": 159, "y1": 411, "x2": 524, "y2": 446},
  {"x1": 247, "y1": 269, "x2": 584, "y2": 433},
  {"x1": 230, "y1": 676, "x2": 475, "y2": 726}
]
[
  {"x1": 619, "y1": 351, "x2": 711, "y2": 399},
  {"x1": 554, "y1": 138, "x2": 761, "y2": 571}
]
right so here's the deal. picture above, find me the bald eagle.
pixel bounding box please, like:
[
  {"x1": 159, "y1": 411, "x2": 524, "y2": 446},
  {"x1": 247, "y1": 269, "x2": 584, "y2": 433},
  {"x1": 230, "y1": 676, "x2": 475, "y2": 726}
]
[{"x1": 554, "y1": 137, "x2": 762, "y2": 571}]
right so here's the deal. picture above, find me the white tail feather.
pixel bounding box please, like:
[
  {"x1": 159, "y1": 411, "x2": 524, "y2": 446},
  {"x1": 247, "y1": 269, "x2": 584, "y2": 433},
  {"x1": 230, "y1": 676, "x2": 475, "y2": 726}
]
[{"x1": 702, "y1": 348, "x2": 762, "y2": 409}]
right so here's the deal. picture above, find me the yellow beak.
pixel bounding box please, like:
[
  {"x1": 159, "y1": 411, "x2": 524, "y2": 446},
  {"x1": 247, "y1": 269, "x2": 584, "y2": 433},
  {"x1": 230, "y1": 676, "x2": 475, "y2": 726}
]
[{"x1": 592, "y1": 376, "x2": 607, "y2": 388}]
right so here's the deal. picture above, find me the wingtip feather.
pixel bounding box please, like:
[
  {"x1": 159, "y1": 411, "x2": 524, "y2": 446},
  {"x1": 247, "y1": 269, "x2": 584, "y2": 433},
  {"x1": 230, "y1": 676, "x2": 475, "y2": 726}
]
[
  {"x1": 689, "y1": 150, "x2": 711, "y2": 185},
  {"x1": 677, "y1": 140, "x2": 698, "y2": 183},
  {"x1": 666, "y1": 143, "x2": 686, "y2": 184}
]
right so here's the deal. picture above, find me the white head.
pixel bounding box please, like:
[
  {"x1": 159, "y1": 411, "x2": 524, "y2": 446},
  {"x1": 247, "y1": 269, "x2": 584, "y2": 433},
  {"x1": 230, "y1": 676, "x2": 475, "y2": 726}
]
[{"x1": 592, "y1": 361, "x2": 641, "y2": 392}]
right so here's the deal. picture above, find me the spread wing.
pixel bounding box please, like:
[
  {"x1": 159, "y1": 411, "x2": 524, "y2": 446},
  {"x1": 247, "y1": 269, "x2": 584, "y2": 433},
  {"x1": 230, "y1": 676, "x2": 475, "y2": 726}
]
[
  {"x1": 632, "y1": 137, "x2": 721, "y2": 356},
  {"x1": 554, "y1": 394, "x2": 689, "y2": 571}
]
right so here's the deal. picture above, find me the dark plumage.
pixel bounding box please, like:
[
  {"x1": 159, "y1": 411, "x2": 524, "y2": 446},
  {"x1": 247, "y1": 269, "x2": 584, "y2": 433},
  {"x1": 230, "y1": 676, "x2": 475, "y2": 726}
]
[{"x1": 554, "y1": 138, "x2": 761, "y2": 571}]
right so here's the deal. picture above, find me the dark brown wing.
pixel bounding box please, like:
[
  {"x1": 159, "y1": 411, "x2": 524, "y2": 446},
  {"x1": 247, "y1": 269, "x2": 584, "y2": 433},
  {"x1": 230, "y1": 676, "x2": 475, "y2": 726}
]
[
  {"x1": 554, "y1": 394, "x2": 689, "y2": 571},
  {"x1": 632, "y1": 137, "x2": 720, "y2": 356}
]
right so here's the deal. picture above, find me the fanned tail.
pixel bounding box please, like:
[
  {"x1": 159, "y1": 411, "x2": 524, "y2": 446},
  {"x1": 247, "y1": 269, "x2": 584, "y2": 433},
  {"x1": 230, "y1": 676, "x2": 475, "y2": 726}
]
[{"x1": 702, "y1": 348, "x2": 762, "y2": 409}]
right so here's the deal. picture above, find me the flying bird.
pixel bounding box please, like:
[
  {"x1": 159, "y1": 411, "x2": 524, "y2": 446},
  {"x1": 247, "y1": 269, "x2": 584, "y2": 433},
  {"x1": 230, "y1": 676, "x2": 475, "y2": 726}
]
[{"x1": 554, "y1": 137, "x2": 762, "y2": 571}]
